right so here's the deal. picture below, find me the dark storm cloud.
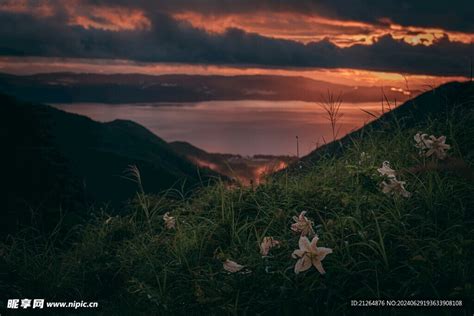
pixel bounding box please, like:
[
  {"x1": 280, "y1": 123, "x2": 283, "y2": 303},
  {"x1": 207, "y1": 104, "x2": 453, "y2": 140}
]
[
  {"x1": 0, "y1": 8, "x2": 472, "y2": 76},
  {"x1": 314, "y1": 0, "x2": 474, "y2": 32},
  {"x1": 76, "y1": 0, "x2": 474, "y2": 33}
]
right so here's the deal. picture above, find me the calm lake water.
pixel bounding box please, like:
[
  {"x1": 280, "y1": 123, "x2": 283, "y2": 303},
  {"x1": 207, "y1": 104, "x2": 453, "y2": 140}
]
[{"x1": 53, "y1": 100, "x2": 381, "y2": 156}]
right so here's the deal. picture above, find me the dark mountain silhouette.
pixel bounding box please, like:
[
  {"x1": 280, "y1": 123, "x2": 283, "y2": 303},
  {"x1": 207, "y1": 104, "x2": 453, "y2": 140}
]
[
  {"x1": 0, "y1": 93, "x2": 219, "y2": 234},
  {"x1": 0, "y1": 72, "x2": 414, "y2": 104}
]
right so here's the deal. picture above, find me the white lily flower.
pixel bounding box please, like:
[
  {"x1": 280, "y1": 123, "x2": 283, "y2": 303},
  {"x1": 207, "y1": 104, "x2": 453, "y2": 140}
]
[
  {"x1": 377, "y1": 161, "x2": 396, "y2": 178},
  {"x1": 425, "y1": 135, "x2": 450, "y2": 160},
  {"x1": 292, "y1": 235, "x2": 333, "y2": 274},
  {"x1": 260, "y1": 237, "x2": 280, "y2": 256},
  {"x1": 381, "y1": 178, "x2": 411, "y2": 198},
  {"x1": 414, "y1": 132, "x2": 450, "y2": 160},
  {"x1": 162, "y1": 212, "x2": 176, "y2": 229},
  {"x1": 291, "y1": 211, "x2": 315, "y2": 236},
  {"x1": 414, "y1": 132, "x2": 432, "y2": 150},
  {"x1": 223, "y1": 259, "x2": 244, "y2": 273}
]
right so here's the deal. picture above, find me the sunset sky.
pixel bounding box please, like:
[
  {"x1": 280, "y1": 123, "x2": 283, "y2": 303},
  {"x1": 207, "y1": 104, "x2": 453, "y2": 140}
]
[{"x1": 0, "y1": 0, "x2": 473, "y2": 88}]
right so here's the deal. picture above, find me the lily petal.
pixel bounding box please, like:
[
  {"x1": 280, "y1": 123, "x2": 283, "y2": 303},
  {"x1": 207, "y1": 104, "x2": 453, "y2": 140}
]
[
  {"x1": 291, "y1": 249, "x2": 305, "y2": 258},
  {"x1": 309, "y1": 235, "x2": 319, "y2": 252},
  {"x1": 313, "y1": 260, "x2": 326, "y2": 275},
  {"x1": 298, "y1": 236, "x2": 312, "y2": 252},
  {"x1": 223, "y1": 259, "x2": 244, "y2": 273},
  {"x1": 294, "y1": 255, "x2": 312, "y2": 274},
  {"x1": 316, "y1": 247, "x2": 333, "y2": 261}
]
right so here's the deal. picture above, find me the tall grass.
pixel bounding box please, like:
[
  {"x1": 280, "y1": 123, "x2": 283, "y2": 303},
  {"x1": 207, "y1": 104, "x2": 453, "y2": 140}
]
[{"x1": 318, "y1": 91, "x2": 344, "y2": 142}]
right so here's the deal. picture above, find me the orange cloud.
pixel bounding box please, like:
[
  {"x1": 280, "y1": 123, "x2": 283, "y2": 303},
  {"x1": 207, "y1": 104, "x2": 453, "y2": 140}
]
[
  {"x1": 173, "y1": 11, "x2": 474, "y2": 47},
  {"x1": 2, "y1": 2, "x2": 471, "y2": 46},
  {"x1": 173, "y1": 11, "x2": 377, "y2": 47},
  {"x1": 67, "y1": 6, "x2": 151, "y2": 31},
  {"x1": 0, "y1": 0, "x2": 151, "y2": 32},
  {"x1": 0, "y1": 0, "x2": 54, "y2": 17}
]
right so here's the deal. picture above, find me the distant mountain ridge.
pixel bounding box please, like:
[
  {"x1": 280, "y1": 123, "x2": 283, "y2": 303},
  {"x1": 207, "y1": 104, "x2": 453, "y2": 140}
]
[{"x1": 0, "y1": 72, "x2": 414, "y2": 104}]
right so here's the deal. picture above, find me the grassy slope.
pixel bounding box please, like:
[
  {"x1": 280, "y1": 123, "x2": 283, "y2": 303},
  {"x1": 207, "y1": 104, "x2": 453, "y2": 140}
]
[
  {"x1": 1, "y1": 82, "x2": 474, "y2": 315},
  {"x1": 298, "y1": 81, "x2": 474, "y2": 166}
]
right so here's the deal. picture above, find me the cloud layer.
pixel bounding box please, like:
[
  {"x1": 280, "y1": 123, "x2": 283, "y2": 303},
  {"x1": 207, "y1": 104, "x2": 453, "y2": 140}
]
[
  {"x1": 0, "y1": 0, "x2": 472, "y2": 76},
  {"x1": 68, "y1": 0, "x2": 474, "y2": 33}
]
